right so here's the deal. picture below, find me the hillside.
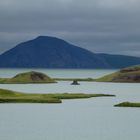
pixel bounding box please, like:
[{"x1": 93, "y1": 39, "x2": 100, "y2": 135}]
[
  {"x1": 0, "y1": 36, "x2": 139, "y2": 68},
  {"x1": 0, "y1": 71, "x2": 56, "y2": 84},
  {"x1": 97, "y1": 65, "x2": 140, "y2": 82}
]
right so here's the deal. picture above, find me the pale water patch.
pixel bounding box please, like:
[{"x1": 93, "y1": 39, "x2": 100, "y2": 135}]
[{"x1": 0, "y1": 69, "x2": 140, "y2": 140}]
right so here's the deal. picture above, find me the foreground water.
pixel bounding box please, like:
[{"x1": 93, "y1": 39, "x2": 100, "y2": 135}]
[{"x1": 0, "y1": 69, "x2": 140, "y2": 140}]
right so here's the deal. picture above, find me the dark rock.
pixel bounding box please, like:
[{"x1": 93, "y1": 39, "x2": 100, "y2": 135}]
[
  {"x1": 30, "y1": 71, "x2": 48, "y2": 81},
  {"x1": 71, "y1": 80, "x2": 80, "y2": 85}
]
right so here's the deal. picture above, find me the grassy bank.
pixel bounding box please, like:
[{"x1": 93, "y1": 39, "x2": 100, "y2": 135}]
[
  {"x1": 114, "y1": 102, "x2": 140, "y2": 107},
  {"x1": 0, "y1": 89, "x2": 115, "y2": 103}
]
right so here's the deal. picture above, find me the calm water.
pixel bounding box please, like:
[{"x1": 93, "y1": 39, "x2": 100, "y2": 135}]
[{"x1": 0, "y1": 69, "x2": 140, "y2": 140}]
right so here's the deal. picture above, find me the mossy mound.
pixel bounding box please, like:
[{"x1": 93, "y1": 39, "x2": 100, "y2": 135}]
[
  {"x1": 96, "y1": 65, "x2": 140, "y2": 82},
  {"x1": 0, "y1": 71, "x2": 56, "y2": 84}
]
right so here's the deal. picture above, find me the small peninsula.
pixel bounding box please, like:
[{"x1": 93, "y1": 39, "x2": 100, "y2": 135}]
[
  {"x1": 114, "y1": 102, "x2": 140, "y2": 107},
  {"x1": 0, "y1": 89, "x2": 115, "y2": 103},
  {"x1": 96, "y1": 65, "x2": 140, "y2": 82},
  {"x1": 0, "y1": 71, "x2": 56, "y2": 84}
]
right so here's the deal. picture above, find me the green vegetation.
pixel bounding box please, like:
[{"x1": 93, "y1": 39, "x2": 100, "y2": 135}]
[
  {"x1": 0, "y1": 71, "x2": 56, "y2": 84},
  {"x1": 0, "y1": 89, "x2": 115, "y2": 103},
  {"x1": 114, "y1": 102, "x2": 140, "y2": 107},
  {"x1": 0, "y1": 89, "x2": 61, "y2": 103},
  {"x1": 96, "y1": 65, "x2": 140, "y2": 82}
]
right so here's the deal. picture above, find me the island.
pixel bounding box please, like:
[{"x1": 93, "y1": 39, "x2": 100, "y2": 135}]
[
  {"x1": 114, "y1": 102, "x2": 140, "y2": 107},
  {"x1": 0, "y1": 71, "x2": 56, "y2": 84},
  {"x1": 0, "y1": 89, "x2": 115, "y2": 103}
]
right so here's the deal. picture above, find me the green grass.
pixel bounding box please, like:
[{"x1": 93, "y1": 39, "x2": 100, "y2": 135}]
[
  {"x1": 114, "y1": 102, "x2": 140, "y2": 107},
  {"x1": 0, "y1": 89, "x2": 61, "y2": 103},
  {"x1": 0, "y1": 89, "x2": 115, "y2": 103},
  {"x1": 0, "y1": 71, "x2": 56, "y2": 84},
  {"x1": 95, "y1": 72, "x2": 118, "y2": 82}
]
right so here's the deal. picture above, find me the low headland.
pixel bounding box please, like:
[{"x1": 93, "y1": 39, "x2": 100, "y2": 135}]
[
  {"x1": 0, "y1": 71, "x2": 56, "y2": 84},
  {"x1": 0, "y1": 89, "x2": 115, "y2": 103},
  {"x1": 114, "y1": 102, "x2": 140, "y2": 107},
  {"x1": 96, "y1": 65, "x2": 140, "y2": 82}
]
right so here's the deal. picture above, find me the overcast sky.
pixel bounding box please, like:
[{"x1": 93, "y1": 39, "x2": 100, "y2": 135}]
[{"x1": 0, "y1": 0, "x2": 140, "y2": 56}]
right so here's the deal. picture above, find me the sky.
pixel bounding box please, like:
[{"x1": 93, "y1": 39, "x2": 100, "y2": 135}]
[{"x1": 0, "y1": 0, "x2": 140, "y2": 56}]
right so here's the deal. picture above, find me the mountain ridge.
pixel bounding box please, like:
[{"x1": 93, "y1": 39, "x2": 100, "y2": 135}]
[{"x1": 0, "y1": 36, "x2": 139, "y2": 68}]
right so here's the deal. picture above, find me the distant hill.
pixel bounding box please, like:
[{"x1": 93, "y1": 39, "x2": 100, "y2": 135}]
[
  {"x1": 0, "y1": 36, "x2": 139, "y2": 68},
  {"x1": 97, "y1": 65, "x2": 140, "y2": 82},
  {"x1": 99, "y1": 53, "x2": 140, "y2": 68}
]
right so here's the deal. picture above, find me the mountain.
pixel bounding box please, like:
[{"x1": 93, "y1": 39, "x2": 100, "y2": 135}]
[
  {"x1": 97, "y1": 65, "x2": 140, "y2": 82},
  {"x1": 0, "y1": 36, "x2": 139, "y2": 68},
  {"x1": 0, "y1": 36, "x2": 110, "y2": 68}
]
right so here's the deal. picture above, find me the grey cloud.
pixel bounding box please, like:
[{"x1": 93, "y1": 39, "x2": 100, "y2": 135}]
[{"x1": 0, "y1": 0, "x2": 140, "y2": 56}]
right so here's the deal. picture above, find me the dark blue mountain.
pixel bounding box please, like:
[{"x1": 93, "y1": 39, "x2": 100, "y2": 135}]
[
  {"x1": 99, "y1": 53, "x2": 140, "y2": 68},
  {"x1": 0, "y1": 36, "x2": 110, "y2": 68},
  {"x1": 0, "y1": 36, "x2": 139, "y2": 68}
]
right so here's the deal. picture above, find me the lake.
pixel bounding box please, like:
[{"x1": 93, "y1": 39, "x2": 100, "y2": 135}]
[{"x1": 0, "y1": 69, "x2": 140, "y2": 140}]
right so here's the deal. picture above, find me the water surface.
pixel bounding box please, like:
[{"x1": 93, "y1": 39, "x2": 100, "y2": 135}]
[{"x1": 0, "y1": 69, "x2": 140, "y2": 140}]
